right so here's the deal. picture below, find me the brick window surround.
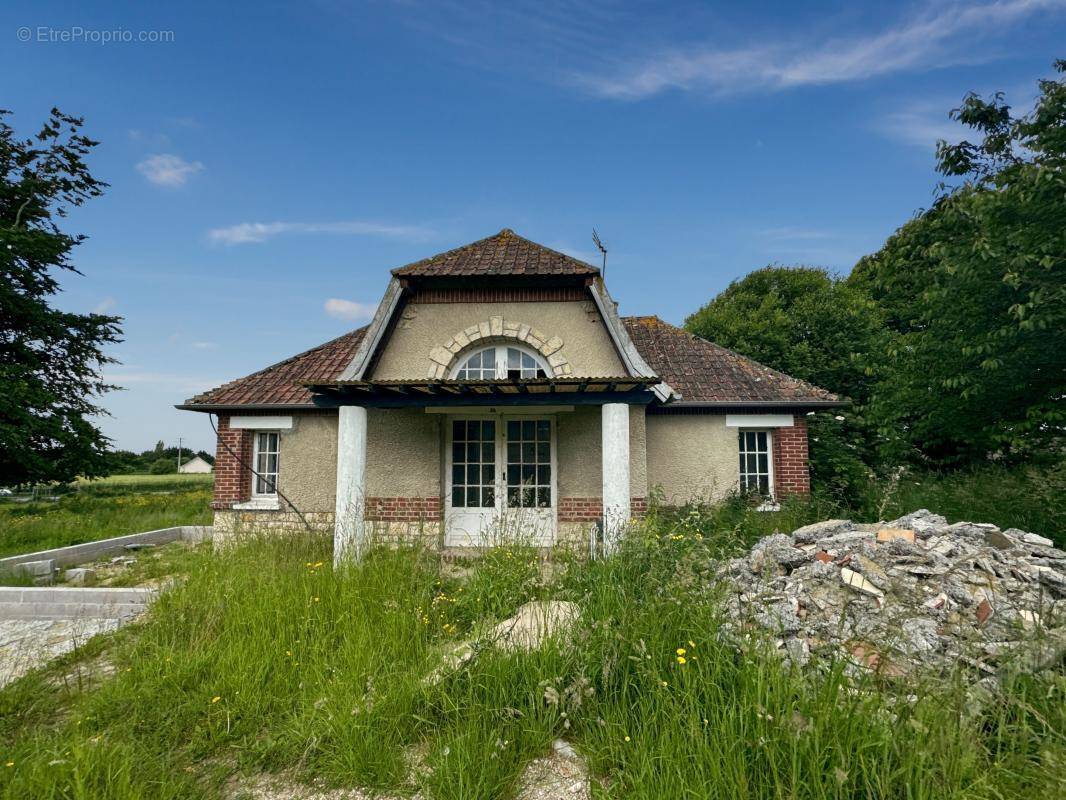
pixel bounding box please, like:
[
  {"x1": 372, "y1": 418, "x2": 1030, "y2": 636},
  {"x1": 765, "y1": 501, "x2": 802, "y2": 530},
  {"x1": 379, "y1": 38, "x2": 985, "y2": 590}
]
[
  {"x1": 212, "y1": 414, "x2": 253, "y2": 509},
  {"x1": 772, "y1": 416, "x2": 810, "y2": 496}
]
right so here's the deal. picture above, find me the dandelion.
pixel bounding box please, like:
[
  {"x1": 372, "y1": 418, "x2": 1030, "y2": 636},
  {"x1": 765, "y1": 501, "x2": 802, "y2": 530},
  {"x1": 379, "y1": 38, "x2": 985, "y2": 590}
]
[
  {"x1": 676, "y1": 647, "x2": 686, "y2": 656},
  {"x1": 677, "y1": 656, "x2": 687, "y2": 665},
  {"x1": 211, "y1": 696, "x2": 221, "y2": 704},
  {"x1": 313, "y1": 597, "x2": 320, "y2": 603},
  {"x1": 5, "y1": 761, "x2": 13, "y2": 768},
  {"x1": 624, "y1": 735, "x2": 631, "y2": 742},
  {"x1": 688, "y1": 640, "x2": 695, "y2": 649}
]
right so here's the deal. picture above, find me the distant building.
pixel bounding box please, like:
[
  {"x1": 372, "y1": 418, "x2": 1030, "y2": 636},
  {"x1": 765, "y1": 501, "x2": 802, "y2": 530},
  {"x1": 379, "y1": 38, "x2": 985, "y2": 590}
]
[{"x1": 178, "y1": 455, "x2": 213, "y2": 474}]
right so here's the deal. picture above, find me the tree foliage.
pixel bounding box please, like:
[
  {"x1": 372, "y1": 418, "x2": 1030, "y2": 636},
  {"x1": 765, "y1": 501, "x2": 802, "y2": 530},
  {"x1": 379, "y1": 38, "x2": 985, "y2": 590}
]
[
  {"x1": 0, "y1": 108, "x2": 121, "y2": 486},
  {"x1": 850, "y1": 62, "x2": 1066, "y2": 464}
]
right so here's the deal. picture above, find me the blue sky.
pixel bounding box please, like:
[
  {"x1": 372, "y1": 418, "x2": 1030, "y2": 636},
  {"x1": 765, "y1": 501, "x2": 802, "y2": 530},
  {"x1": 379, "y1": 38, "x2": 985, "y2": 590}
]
[{"x1": 3, "y1": 0, "x2": 1063, "y2": 453}]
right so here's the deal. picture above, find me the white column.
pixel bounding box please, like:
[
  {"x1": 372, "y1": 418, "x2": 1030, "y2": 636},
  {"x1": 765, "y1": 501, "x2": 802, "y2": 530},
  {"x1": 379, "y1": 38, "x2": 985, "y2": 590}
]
[
  {"x1": 334, "y1": 405, "x2": 368, "y2": 565},
  {"x1": 601, "y1": 403, "x2": 631, "y2": 554}
]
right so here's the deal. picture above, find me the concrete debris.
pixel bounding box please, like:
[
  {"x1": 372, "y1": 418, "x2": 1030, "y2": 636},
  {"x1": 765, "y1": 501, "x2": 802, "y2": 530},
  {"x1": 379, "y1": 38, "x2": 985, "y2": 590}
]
[
  {"x1": 63, "y1": 568, "x2": 95, "y2": 585},
  {"x1": 488, "y1": 601, "x2": 579, "y2": 653},
  {"x1": 719, "y1": 510, "x2": 1066, "y2": 679}
]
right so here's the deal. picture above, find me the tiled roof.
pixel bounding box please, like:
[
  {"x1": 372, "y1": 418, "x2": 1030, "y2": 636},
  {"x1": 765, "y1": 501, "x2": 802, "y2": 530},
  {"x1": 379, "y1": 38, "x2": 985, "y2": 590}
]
[
  {"x1": 182, "y1": 328, "x2": 367, "y2": 407},
  {"x1": 180, "y1": 315, "x2": 837, "y2": 410},
  {"x1": 392, "y1": 229, "x2": 600, "y2": 278},
  {"x1": 622, "y1": 316, "x2": 839, "y2": 405}
]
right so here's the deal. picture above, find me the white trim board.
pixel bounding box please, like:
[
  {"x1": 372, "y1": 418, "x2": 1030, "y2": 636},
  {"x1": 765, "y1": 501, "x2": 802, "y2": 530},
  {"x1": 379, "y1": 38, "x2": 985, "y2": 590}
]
[
  {"x1": 230, "y1": 415, "x2": 293, "y2": 430},
  {"x1": 725, "y1": 414, "x2": 794, "y2": 428}
]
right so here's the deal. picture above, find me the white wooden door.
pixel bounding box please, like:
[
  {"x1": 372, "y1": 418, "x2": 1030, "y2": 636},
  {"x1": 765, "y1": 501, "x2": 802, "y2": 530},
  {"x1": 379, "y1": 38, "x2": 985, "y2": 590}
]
[{"x1": 444, "y1": 416, "x2": 556, "y2": 547}]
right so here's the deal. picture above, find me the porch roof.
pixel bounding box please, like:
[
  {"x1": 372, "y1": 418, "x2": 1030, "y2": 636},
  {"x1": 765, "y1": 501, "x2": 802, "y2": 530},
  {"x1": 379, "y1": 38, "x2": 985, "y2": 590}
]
[{"x1": 306, "y1": 376, "x2": 660, "y2": 408}]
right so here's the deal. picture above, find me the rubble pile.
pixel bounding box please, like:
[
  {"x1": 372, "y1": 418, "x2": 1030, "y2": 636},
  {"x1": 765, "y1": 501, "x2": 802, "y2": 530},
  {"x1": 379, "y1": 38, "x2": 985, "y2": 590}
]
[{"x1": 719, "y1": 510, "x2": 1066, "y2": 678}]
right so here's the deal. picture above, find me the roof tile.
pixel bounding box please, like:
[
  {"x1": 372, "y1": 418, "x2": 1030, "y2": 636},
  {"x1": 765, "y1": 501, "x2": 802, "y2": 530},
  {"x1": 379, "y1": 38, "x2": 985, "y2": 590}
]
[
  {"x1": 392, "y1": 229, "x2": 599, "y2": 278},
  {"x1": 622, "y1": 316, "x2": 838, "y2": 404}
]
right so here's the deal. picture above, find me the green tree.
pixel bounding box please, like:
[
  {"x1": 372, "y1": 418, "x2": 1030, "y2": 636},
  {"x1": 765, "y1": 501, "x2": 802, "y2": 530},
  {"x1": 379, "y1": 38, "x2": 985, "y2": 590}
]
[
  {"x1": 685, "y1": 267, "x2": 889, "y2": 499},
  {"x1": 149, "y1": 458, "x2": 175, "y2": 475},
  {"x1": 0, "y1": 108, "x2": 121, "y2": 485},
  {"x1": 850, "y1": 62, "x2": 1066, "y2": 464}
]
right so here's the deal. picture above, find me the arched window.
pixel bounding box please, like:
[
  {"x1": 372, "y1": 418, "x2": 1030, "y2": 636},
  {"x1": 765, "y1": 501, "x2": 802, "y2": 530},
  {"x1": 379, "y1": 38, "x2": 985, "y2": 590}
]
[{"x1": 451, "y1": 344, "x2": 549, "y2": 380}]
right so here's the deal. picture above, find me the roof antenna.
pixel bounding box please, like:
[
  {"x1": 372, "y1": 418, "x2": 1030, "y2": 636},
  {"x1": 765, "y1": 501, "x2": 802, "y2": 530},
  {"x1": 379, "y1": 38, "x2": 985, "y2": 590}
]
[{"x1": 591, "y1": 228, "x2": 608, "y2": 277}]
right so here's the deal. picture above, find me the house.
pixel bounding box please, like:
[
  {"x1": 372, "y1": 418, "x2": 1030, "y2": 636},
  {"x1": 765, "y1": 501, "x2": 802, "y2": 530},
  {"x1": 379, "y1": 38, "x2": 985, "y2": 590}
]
[
  {"x1": 178, "y1": 454, "x2": 213, "y2": 474},
  {"x1": 178, "y1": 229, "x2": 840, "y2": 560}
]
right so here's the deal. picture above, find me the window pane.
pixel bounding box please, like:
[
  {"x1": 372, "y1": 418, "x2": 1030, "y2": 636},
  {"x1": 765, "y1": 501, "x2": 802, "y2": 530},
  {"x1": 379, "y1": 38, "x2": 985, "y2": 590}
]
[
  {"x1": 508, "y1": 348, "x2": 520, "y2": 369},
  {"x1": 507, "y1": 465, "x2": 520, "y2": 485},
  {"x1": 758, "y1": 453, "x2": 768, "y2": 472},
  {"x1": 466, "y1": 487, "x2": 479, "y2": 506},
  {"x1": 522, "y1": 420, "x2": 535, "y2": 439},
  {"x1": 759, "y1": 476, "x2": 769, "y2": 495},
  {"x1": 536, "y1": 487, "x2": 551, "y2": 508},
  {"x1": 507, "y1": 443, "x2": 520, "y2": 463},
  {"x1": 452, "y1": 442, "x2": 464, "y2": 463},
  {"x1": 482, "y1": 464, "x2": 495, "y2": 484},
  {"x1": 452, "y1": 464, "x2": 464, "y2": 485},
  {"x1": 483, "y1": 420, "x2": 495, "y2": 439},
  {"x1": 522, "y1": 464, "x2": 534, "y2": 482},
  {"x1": 507, "y1": 487, "x2": 520, "y2": 508},
  {"x1": 537, "y1": 441, "x2": 550, "y2": 461},
  {"x1": 482, "y1": 487, "x2": 495, "y2": 508},
  {"x1": 537, "y1": 465, "x2": 550, "y2": 484},
  {"x1": 467, "y1": 443, "x2": 479, "y2": 461},
  {"x1": 536, "y1": 420, "x2": 550, "y2": 439},
  {"x1": 481, "y1": 443, "x2": 494, "y2": 462},
  {"x1": 452, "y1": 487, "x2": 465, "y2": 508},
  {"x1": 452, "y1": 420, "x2": 465, "y2": 440},
  {"x1": 522, "y1": 442, "x2": 535, "y2": 462},
  {"x1": 522, "y1": 487, "x2": 535, "y2": 507}
]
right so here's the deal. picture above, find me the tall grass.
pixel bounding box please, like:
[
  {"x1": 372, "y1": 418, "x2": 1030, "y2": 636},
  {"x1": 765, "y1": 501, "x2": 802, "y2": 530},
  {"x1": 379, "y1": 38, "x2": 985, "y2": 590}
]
[
  {"x1": 2, "y1": 516, "x2": 1063, "y2": 799},
  {"x1": 0, "y1": 477, "x2": 212, "y2": 557},
  {"x1": 863, "y1": 461, "x2": 1066, "y2": 546}
]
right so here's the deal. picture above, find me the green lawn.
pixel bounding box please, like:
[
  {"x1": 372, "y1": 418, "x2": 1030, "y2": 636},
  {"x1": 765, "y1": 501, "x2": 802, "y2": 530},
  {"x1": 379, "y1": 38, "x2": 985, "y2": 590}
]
[
  {"x1": 0, "y1": 475, "x2": 212, "y2": 558},
  {"x1": 1, "y1": 511, "x2": 1062, "y2": 799}
]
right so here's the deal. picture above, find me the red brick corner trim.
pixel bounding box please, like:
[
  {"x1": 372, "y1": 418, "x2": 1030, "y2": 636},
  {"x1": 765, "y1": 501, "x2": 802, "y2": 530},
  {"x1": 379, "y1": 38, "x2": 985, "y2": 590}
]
[
  {"x1": 212, "y1": 414, "x2": 253, "y2": 509},
  {"x1": 365, "y1": 496, "x2": 443, "y2": 522},
  {"x1": 772, "y1": 416, "x2": 810, "y2": 497}
]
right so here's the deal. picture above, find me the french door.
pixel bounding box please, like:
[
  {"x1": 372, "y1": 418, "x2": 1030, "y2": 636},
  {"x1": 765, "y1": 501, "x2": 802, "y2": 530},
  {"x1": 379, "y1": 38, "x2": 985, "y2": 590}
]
[{"x1": 444, "y1": 416, "x2": 556, "y2": 547}]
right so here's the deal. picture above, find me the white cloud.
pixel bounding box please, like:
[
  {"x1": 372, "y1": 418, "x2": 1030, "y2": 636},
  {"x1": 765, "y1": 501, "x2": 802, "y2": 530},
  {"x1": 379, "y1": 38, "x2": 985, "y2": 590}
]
[
  {"x1": 324, "y1": 298, "x2": 377, "y2": 323},
  {"x1": 207, "y1": 220, "x2": 433, "y2": 245},
  {"x1": 190, "y1": 341, "x2": 217, "y2": 350},
  {"x1": 879, "y1": 101, "x2": 968, "y2": 149},
  {"x1": 575, "y1": 0, "x2": 1064, "y2": 99},
  {"x1": 93, "y1": 296, "x2": 117, "y2": 314},
  {"x1": 136, "y1": 153, "x2": 204, "y2": 187}
]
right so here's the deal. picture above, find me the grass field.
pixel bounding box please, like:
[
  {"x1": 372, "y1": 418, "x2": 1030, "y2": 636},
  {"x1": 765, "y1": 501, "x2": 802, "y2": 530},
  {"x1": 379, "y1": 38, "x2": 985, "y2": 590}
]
[
  {"x1": 1, "y1": 510, "x2": 1062, "y2": 799},
  {"x1": 0, "y1": 474, "x2": 212, "y2": 558}
]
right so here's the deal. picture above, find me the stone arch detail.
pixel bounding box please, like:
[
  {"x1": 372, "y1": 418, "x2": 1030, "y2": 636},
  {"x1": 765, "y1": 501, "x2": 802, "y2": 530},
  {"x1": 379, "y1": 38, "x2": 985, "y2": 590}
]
[{"x1": 427, "y1": 315, "x2": 572, "y2": 379}]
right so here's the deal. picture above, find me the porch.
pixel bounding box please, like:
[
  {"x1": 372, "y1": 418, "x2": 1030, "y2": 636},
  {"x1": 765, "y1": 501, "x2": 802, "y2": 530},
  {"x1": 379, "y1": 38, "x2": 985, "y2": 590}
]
[{"x1": 308, "y1": 377, "x2": 659, "y2": 563}]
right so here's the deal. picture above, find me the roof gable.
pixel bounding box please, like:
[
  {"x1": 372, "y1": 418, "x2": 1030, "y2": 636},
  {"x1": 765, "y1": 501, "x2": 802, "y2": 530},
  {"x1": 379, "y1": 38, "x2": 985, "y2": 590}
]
[
  {"x1": 622, "y1": 316, "x2": 839, "y2": 405},
  {"x1": 392, "y1": 229, "x2": 600, "y2": 279}
]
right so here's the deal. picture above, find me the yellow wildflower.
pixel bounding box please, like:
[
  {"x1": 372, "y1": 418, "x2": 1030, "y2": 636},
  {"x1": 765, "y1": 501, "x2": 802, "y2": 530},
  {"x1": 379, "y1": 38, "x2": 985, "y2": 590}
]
[
  {"x1": 624, "y1": 735, "x2": 630, "y2": 742},
  {"x1": 211, "y1": 696, "x2": 221, "y2": 704},
  {"x1": 676, "y1": 648, "x2": 686, "y2": 656},
  {"x1": 677, "y1": 656, "x2": 687, "y2": 665}
]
